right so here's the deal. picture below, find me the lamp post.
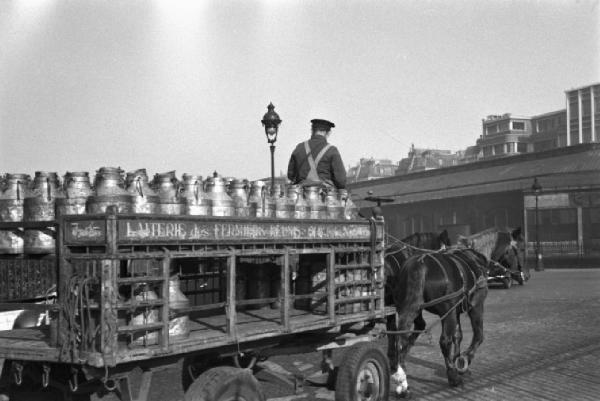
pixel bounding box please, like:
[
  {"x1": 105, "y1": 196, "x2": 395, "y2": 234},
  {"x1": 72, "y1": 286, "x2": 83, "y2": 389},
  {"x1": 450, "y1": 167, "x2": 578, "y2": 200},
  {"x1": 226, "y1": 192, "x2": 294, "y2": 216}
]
[
  {"x1": 531, "y1": 177, "x2": 544, "y2": 271},
  {"x1": 261, "y1": 103, "x2": 282, "y2": 195}
]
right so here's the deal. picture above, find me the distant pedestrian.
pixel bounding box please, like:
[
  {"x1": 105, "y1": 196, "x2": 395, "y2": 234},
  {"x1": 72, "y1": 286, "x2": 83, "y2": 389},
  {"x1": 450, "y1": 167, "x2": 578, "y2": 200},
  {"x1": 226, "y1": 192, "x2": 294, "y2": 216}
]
[{"x1": 287, "y1": 119, "x2": 346, "y2": 189}]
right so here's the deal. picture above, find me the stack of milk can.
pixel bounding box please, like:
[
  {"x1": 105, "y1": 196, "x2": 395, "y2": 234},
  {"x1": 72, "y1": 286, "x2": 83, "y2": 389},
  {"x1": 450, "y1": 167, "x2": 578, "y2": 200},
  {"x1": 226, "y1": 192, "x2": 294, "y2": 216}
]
[{"x1": 0, "y1": 167, "x2": 360, "y2": 255}]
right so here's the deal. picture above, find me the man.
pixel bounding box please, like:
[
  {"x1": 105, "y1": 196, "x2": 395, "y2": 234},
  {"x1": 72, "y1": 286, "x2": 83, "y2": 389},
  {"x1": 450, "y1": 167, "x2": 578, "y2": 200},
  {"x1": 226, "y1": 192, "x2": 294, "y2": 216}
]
[{"x1": 287, "y1": 119, "x2": 347, "y2": 189}]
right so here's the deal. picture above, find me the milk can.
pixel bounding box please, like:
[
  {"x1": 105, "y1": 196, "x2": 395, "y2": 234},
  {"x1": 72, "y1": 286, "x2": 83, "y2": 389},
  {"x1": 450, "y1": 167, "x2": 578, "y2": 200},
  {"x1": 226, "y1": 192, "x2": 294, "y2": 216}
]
[
  {"x1": 168, "y1": 275, "x2": 190, "y2": 340},
  {"x1": 87, "y1": 167, "x2": 133, "y2": 214},
  {"x1": 130, "y1": 285, "x2": 160, "y2": 346},
  {"x1": 155, "y1": 173, "x2": 184, "y2": 215},
  {"x1": 293, "y1": 188, "x2": 310, "y2": 219},
  {"x1": 324, "y1": 188, "x2": 344, "y2": 220},
  {"x1": 264, "y1": 187, "x2": 276, "y2": 219},
  {"x1": 24, "y1": 172, "x2": 63, "y2": 254},
  {"x1": 56, "y1": 172, "x2": 93, "y2": 216},
  {"x1": 126, "y1": 169, "x2": 159, "y2": 214},
  {"x1": 248, "y1": 181, "x2": 267, "y2": 218},
  {"x1": 206, "y1": 175, "x2": 234, "y2": 217},
  {"x1": 275, "y1": 188, "x2": 294, "y2": 219},
  {"x1": 339, "y1": 189, "x2": 359, "y2": 220},
  {"x1": 304, "y1": 186, "x2": 326, "y2": 220},
  {"x1": 228, "y1": 179, "x2": 250, "y2": 217},
  {"x1": 181, "y1": 174, "x2": 211, "y2": 216},
  {"x1": 0, "y1": 173, "x2": 29, "y2": 253}
]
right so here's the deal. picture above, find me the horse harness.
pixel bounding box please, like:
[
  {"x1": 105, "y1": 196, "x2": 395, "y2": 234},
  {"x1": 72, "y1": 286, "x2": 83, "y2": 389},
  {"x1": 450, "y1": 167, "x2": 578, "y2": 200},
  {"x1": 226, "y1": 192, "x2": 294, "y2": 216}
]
[{"x1": 383, "y1": 250, "x2": 486, "y2": 336}]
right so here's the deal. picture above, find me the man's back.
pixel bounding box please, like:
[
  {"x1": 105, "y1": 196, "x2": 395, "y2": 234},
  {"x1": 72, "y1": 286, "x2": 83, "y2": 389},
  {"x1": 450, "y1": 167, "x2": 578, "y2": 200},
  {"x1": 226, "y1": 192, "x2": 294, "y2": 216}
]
[{"x1": 287, "y1": 135, "x2": 346, "y2": 189}]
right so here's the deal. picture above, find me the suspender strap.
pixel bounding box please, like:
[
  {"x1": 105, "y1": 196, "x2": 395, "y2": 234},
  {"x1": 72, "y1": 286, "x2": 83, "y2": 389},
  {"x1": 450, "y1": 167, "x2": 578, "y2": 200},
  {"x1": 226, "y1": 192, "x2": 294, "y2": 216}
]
[
  {"x1": 303, "y1": 141, "x2": 332, "y2": 169},
  {"x1": 303, "y1": 141, "x2": 333, "y2": 184}
]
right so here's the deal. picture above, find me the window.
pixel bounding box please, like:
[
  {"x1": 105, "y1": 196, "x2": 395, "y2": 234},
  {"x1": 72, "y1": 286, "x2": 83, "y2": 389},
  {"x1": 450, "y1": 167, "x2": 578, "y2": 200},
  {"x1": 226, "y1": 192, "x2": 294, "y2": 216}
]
[
  {"x1": 551, "y1": 209, "x2": 576, "y2": 224},
  {"x1": 512, "y1": 121, "x2": 525, "y2": 130},
  {"x1": 493, "y1": 144, "x2": 504, "y2": 155},
  {"x1": 483, "y1": 146, "x2": 492, "y2": 157},
  {"x1": 517, "y1": 142, "x2": 527, "y2": 153},
  {"x1": 590, "y1": 207, "x2": 600, "y2": 223},
  {"x1": 507, "y1": 142, "x2": 515, "y2": 153}
]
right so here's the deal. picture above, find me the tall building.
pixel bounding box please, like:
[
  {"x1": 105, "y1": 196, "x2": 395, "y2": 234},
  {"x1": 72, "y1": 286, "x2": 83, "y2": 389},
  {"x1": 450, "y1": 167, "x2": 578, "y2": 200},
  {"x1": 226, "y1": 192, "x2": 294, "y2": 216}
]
[
  {"x1": 477, "y1": 114, "x2": 533, "y2": 158},
  {"x1": 566, "y1": 83, "x2": 600, "y2": 146}
]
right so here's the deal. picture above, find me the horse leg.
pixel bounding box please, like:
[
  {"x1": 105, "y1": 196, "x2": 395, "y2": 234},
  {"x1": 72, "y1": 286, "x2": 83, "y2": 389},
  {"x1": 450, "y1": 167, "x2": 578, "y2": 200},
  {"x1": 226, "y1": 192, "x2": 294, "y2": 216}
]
[
  {"x1": 461, "y1": 290, "x2": 487, "y2": 368},
  {"x1": 439, "y1": 310, "x2": 463, "y2": 387},
  {"x1": 391, "y1": 308, "x2": 420, "y2": 397},
  {"x1": 406, "y1": 310, "x2": 426, "y2": 348}
]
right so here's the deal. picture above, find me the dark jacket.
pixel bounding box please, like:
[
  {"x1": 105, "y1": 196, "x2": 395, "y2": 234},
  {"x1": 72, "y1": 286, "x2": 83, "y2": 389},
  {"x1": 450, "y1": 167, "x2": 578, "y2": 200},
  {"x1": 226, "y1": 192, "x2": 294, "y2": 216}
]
[{"x1": 287, "y1": 135, "x2": 347, "y2": 189}]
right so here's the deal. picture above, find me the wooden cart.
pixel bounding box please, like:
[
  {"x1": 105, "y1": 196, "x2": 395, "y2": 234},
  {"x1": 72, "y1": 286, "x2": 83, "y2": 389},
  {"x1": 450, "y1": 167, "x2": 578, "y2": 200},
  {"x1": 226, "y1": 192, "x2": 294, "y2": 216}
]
[{"x1": 0, "y1": 209, "x2": 392, "y2": 401}]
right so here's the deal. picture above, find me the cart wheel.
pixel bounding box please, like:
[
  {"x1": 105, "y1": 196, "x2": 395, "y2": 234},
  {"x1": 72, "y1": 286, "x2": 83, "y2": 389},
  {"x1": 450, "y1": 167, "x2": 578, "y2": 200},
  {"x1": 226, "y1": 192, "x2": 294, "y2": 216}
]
[
  {"x1": 335, "y1": 342, "x2": 390, "y2": 401},
  {"x1": 502, "y1": 277, "x2": 512, "y2": 289},
  {"x1": 184, "y1": 366, "x2": 264, "y2": 401}
]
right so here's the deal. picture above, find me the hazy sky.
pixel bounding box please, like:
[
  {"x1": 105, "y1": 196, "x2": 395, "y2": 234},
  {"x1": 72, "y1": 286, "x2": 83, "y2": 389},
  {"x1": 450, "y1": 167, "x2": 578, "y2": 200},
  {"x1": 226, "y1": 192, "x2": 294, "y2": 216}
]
[{"x1": 1, "y1": 0, "x2": 599, "y2": 180}]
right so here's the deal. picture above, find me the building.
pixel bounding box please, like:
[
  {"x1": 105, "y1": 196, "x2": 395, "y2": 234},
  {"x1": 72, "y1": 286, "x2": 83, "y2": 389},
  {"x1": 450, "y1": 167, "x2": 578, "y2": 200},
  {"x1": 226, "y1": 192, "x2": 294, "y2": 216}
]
[
  {"x1": 476, "y1": 83, "x2": 599, "y2": 159},
  {"x1": 566, "y1": 83, "x2": 600, "y2": 146},
  {"x1": 347, "y1": 158, "x2": 397, "y2": 183},
  {"x1": 477, "y1": 114, "x2": 534, "y2": 158},
  {"x1": 349, "y1": 143, "x2": 600, "y2": 266},
  {"x1": 396, "y1": 145, "x2": 461, "y2": 175}
]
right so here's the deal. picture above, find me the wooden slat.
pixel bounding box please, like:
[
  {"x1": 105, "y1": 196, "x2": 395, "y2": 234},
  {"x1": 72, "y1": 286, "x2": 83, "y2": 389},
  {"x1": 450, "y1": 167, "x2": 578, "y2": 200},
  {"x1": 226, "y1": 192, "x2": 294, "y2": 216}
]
[
  {"x1": 226, "y1": 253, "x2": 236, "y2": 339},
  {"x1": 161, "y1": 257, "x2": 170, "y2": 350},
  {"x1": 281, "y1": 248, "x2": 290, "y2": 331},
  {"x1": 117, "y1": 322, "x2": 164, "y2": 334},
  {"x1": 328, "y1": 247, "x2": 336, "y2": 324}
]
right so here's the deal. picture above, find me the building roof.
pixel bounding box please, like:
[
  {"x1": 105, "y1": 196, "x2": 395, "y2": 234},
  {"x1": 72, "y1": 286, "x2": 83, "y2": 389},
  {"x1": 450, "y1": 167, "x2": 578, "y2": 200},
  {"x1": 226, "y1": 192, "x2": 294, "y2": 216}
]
[{"x1": 349, "y1": 143, "x2": 600, "y2": 206}]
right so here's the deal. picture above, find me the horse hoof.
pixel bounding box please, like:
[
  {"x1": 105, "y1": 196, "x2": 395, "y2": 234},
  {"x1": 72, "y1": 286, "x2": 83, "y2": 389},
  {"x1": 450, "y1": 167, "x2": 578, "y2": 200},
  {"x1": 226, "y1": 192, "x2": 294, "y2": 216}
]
[{"x1": 447, "y1": 370, "x2": 463, "y2": 387}]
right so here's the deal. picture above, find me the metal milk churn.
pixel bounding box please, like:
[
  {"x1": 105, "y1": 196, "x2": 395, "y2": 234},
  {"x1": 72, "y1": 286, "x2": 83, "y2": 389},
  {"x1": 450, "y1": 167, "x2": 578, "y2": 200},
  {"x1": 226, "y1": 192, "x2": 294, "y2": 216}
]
[
  {"x1": 168, "y1": 275, "x2": 190, "y2": 340},
  {"x1": 263, "y1": 186, "x2": 276, "y2": 219},
  {"x1": 304, "y1": 186, "x2": 326, "y2": 220},
  {"x1": 130, "y1": 285, "x2": 160, "y2": 346},
  {"x1": 339, "y1": 189, "x2": 359, "y2": 220},
  {"x1": 248, "y1": 181, "x2": 267, "y2": 218},
  {"x1": 126, "y1": 169, "x2": 159, "y2": 214},
  {"x1": 56, "y1": 172, "x2": 93, "y2": 216},
  {"x1": 0, "y1": 173, "x2": 29, "y2": 253},
  {"x1": 87, "y1": 167, "x2": 133, "y2": 214},
  {"x1": 228, "y1": 179, "x2": 250, "y2": 217},
  {"x1": 155, "y1": 173, "x2": 184, "y2": 215},
  {"x1": 291, "y1": 186, "x2": 310, "y2": 219},
  {"x1": 324, "y1": 188, "x2": 344, "y2": 220},
  {"x1": 23, "y1": 172, "x2": 63, "y2": 254},
  {"x1": 275, "y1": 185, "x2": 294, "y2": 219},
  {"x1": 205, "y1": 174, "x2": 234, "y2": 217},
  {"x1": 181, "y1": 174, "x2": 211, "y2": 216}
]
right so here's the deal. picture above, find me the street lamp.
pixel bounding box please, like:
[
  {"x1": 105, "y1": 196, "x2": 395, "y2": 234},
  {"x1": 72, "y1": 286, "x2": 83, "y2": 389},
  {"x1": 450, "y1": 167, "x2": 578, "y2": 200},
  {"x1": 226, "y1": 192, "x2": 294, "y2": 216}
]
[
  {"x1": 531, "y1": 177, "x2": 544, "y2": 271},
  {"x1": 261, "y1": 103, "x2": 282, "y2": 195}
]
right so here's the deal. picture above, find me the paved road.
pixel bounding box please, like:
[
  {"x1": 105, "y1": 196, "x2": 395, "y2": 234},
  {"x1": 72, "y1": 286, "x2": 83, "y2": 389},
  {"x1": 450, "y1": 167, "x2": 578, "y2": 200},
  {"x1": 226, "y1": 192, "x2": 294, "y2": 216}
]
[{"x1": 259, "y1": 268, "x2": 600, "y2": 401}]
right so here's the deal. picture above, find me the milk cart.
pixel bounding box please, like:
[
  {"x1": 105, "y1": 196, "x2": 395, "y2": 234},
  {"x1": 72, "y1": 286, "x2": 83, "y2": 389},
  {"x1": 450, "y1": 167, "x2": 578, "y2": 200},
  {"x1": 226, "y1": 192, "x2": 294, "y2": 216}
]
[{"x1": 0, "y1": 208, "x2": 391, "y2": 401}]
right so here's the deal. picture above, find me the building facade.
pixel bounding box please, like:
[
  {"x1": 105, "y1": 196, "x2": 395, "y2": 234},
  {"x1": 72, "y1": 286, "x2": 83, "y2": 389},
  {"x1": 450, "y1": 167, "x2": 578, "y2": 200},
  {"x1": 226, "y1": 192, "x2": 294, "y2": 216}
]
[{"x1": 349, "y1": 143, "x2": 600, "y2": 266}]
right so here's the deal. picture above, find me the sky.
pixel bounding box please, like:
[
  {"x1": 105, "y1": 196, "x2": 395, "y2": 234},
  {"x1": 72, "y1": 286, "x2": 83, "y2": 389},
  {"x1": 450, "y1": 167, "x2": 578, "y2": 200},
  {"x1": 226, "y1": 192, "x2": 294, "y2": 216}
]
[{"x1": 1, "y1": 0, "x2": 599, "y2": 181}]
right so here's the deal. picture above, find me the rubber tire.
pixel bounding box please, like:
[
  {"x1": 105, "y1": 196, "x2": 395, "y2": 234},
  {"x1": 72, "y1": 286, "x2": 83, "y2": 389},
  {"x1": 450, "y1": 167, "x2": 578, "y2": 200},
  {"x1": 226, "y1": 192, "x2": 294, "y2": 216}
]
[
  {"x1": 184, "y1": 366, "x2": 264, "y2": 401},
  {"x1": 502, "y1": 277, "x2": 512, "y2": 289},
  {"x1": 334, "y1": 342, "x2": 390, "y2": 401}
]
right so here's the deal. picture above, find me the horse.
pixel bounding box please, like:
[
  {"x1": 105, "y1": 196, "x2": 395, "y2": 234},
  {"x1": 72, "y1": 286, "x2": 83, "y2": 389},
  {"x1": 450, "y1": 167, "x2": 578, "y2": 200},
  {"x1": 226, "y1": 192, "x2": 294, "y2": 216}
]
[{"x1": 385, "y1": 237, "x2": 489, "y2": 396}]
